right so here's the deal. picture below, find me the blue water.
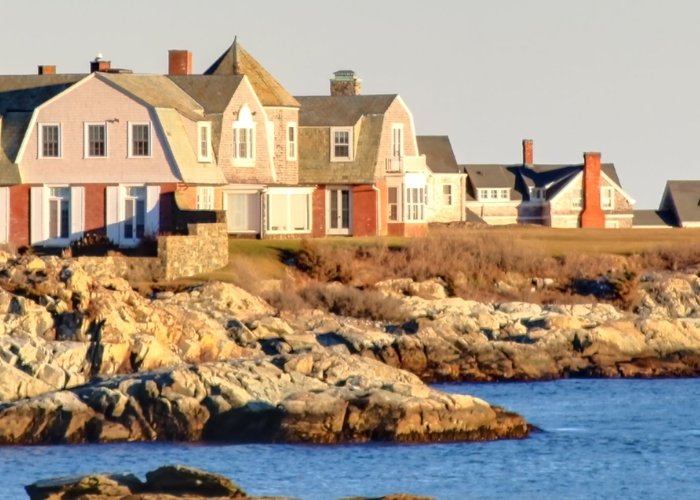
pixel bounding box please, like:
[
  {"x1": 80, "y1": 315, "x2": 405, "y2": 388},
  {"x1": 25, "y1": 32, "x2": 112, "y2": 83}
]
[{"x1": 2, "y1": 379, "x2": 700, "y2": 499}]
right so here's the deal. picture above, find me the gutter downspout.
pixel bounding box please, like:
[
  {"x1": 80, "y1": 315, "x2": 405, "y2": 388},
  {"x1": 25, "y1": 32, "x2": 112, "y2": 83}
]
[{"x1": 372, "y1": 184, "x2": 381, "y2": 236}]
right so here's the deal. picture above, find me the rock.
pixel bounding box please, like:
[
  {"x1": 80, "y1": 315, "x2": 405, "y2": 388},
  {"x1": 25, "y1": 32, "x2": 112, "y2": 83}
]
[
  {"x1": 25, "y1": 473, "x2": 143, "y2": 499},
  {"x1": 145, "y1": 464, "x2": 247, "y2": 497}
]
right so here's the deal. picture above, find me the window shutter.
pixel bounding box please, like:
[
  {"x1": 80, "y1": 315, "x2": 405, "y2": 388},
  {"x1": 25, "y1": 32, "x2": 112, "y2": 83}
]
[
  {"x1": 105, "y1": 186, "x2": 120, "y2": 245},
  {"x1": 145, "y1": 185, "x2": 161, "y2": 236},
  {"x1": 0, "y1": 187, "x2": 8, "y2": 243},
  {"x1": 70, "y1": 186, "x2": 85, "y2": 241},
  {"x1": 30, "y1": 186, "x2": 44, "y2": 245}
]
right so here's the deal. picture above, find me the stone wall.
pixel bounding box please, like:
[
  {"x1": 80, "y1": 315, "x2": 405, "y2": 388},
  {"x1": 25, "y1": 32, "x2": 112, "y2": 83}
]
[{"x1": 158, "y1": 223, "x2": 228, "y2": 280}]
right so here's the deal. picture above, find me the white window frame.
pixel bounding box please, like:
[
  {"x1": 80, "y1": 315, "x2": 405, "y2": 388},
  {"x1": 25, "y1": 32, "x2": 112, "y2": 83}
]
[
  {"x1": 330, "y1": 126, "x2": 353, "y2": 161},
  {"x1": 232, "y1": 125, "x2": 255, "y2": 164},
  {"x1": 84, "y1": 122, "x2": 108, "y2": 158},
  {"x1": 442, "y1": 184, "x2": 453, "y2": 206},
  {"x1": 266, "y1": 189, "x2": 313, "y2": 234},
  {"x1": 128, "y1": 122, "x2": 151, "y2": 158},
  {"x1": 499, "y1": 188, "x2": 509, "y2": 200},
  {"x1": 601, "y1": 186, "x2": 614, "y2": 209},
  {"x1": 196, "y1": 186, "x2": 215, "y2": 210},
  {"x1": 122, "y1": 185, "x2": 147, "y2": 242},
  {"x1": 197, "y1": 122, "x2": 212, "y2": 162},
  {"x1": 286, "y1": 122, "x2": 297, "y2": 160},
  {"x1": 391, "y1": 123, "x2": 404, "y2": 159},
  {"x1": 38, "y1": 123, "x2": 61, "y2": 159},
  {"x1": 405, "y1": 187, "x2": 425, "y2": 222}
]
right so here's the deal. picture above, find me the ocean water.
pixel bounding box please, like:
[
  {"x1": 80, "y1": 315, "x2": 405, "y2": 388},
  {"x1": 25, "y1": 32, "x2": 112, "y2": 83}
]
[{"x1": 2, "y1": 378, "x2": 699, "y2": 499}]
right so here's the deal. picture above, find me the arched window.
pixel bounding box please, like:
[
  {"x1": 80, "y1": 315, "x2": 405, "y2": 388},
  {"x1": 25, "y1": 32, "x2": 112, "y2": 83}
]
[{"x1": 233, "y1": 104, "x2": 255, "y2": 163}]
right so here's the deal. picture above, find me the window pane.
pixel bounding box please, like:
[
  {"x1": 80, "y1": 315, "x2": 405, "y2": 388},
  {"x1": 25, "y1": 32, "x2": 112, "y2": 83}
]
[
  {"x1": 42, "y1": 125, "x2": 59, "y2": 157},
  {"x1": 88, "y1": 124, "x2": 106, "y2": 157},
  {"x1": 132, "y1": 124, "x2": 150, "y2": 156}
]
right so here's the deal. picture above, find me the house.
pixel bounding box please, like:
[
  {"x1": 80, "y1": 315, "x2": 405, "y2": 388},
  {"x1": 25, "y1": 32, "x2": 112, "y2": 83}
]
[
  {"x1": 296, "y1": 71, "x2": 429, "y2": 237},
  {"x1": 0, "y1": 58, "x2": 224, "y2": 248},
  {"x1": 635, "y1": 180, "x2": 700, "y2": 228},
  {"x1": 174, "y1": 40, "x2": 313, "y2": 238},
  {"x1": 464, "y1": 140, "x2": 635, "y2": 227},
  {"x1": 417, "y1": 135, "x2": 466, "y2": 223}
]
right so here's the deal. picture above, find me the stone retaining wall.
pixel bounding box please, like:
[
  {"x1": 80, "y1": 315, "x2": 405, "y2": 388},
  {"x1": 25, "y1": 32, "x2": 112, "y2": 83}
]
[{"x1": 158, "y1": 223, "x2": 228, "y2": 280}]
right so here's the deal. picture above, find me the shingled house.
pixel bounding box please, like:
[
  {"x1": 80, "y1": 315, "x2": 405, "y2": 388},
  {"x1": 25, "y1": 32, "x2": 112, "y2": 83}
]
[
  {"x1": 297, "y1": 71, "x2": 430, "y2": 237},
  {"x1": 464, "y1": 140, "x2": 635, "y2": 227},
  {"x1": 0, "y1": 61, "x2": 224, "y2": 248},
  {"x1": 634, "y1": 181, "x2": 700, "y2": 228}
]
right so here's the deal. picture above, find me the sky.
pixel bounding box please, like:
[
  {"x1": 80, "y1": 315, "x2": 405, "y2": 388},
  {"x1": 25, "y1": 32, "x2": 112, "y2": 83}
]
[{"x1": 4, "y1": 0, "x2": 700, "y2": 208}]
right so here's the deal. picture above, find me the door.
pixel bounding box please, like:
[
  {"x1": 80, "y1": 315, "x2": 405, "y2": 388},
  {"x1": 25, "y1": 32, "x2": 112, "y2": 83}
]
[{"x1": 327, "y1": 187, "x2": 351, "y2": 235}]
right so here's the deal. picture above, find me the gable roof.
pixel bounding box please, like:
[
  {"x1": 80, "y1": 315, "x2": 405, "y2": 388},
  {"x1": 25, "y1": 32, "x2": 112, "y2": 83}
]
[
  {"x1": 97, "y1": 73, "x2": 204, "y2": 121},
  {"x1": 295, "y1": 94, "x2": 397, "y2": 126},
  {"x1": 168, "y1": 74, "x2": 245, "y2": 114},
  {"x1": 662, "y1": 180, "x2": 700, "y2": 224},
  {"x1": 205, "y1": 38, "x2": 299, "y2": 108},
  {"x1": 417, "y1": 136, "x2": 461, "y2": 174},
  {"x1": 463, "y1": 165, "x2": 522, "y2": 201}
]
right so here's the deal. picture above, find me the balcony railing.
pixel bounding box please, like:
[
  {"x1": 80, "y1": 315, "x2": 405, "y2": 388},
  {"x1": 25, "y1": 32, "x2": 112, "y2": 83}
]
[{"x1": 385, "y1": 155, "x2": 427, "y2": 173}]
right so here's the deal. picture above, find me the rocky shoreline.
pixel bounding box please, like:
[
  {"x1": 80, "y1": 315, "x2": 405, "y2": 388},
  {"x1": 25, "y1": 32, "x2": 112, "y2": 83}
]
[{"x1": 2, "y1": 250, "x2": 700, "y2": 445}]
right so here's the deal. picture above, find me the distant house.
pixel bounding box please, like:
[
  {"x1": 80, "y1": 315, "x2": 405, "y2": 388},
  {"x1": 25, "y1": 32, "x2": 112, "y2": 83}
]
[
  {"x1": 296, "y1": 71, "x2": 430, "y2": 237},
  {"x1": 0, "y1": 62, "x2": 223, "y2": 248},
  {"x1": 417, "y1": 136, "x2": 466, "y2": 223},
  {"x1": 635, "y1": 180, "x2": 700, "y2": 228},
  {"x1": 464, "y1": 140, "x2": 635, "y2": 227}
]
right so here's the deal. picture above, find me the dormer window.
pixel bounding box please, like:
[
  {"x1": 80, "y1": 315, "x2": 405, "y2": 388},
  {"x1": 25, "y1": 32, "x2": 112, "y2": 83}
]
[
  {"x1": 287, "y1": 122, "x2": 297, "y2": 160},
  {"x1": 331, "y1": 127, "x2": 352, "y2": 161},
  {"x1": 198, "y1": 122, "x2": 212, "y2": 162},
  {"x1": 391, "y1": 123, "x2": 403, "y2": 158},
  {"x1": 233, "y1": 104, "x2": 255, "y2": 165},
  {"x1": 529, "y1": 187, "x2": 545, "y2": 200}
]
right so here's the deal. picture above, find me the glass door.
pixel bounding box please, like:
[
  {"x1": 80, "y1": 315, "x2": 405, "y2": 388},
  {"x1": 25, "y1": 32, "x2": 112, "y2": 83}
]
[{"x1": 327, "y1": 187, "x2": 351, "y2": 235}]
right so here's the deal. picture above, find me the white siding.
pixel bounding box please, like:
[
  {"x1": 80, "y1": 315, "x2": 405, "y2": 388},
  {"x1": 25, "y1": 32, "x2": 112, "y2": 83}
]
[
  {"x1": 145, "y1": 185, "x2": 160, "y2": 236},
  {"x1": 30, "y1": 186, "x2": 44, "y2": 245},
  {"x1": 105, "y1": 185, "x2": 119, "y2": 245},
  {"x1": 70, "y1": 186, "x2": 85, "y2": 241}
]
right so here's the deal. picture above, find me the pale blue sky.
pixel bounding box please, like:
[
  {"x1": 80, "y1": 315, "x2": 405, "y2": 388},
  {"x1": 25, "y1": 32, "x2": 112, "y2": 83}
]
[{"x1": 4, "y1": 0, "x2": 699, "y2": 208}]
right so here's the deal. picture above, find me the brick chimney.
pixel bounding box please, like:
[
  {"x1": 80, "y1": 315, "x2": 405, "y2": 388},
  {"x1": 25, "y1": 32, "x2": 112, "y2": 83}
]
[
  {"x1": 331, "y1": 70, "x2": 362, "y2": 96},
  {"x1": 522, "y1": 139, "x2": 533, "y2": 166},
  {"x1": 580, "y1": 152, "x2": 605, "y2": 228},
  {"x1": 168, "y1": 50, "x2": 192, "y2": 75},
  {"x1": 90, "y1": 55, "x2": 111, "y2": 73},
  {"x1": 37, "y1": 65, "x2": 56, "y2": 75}
]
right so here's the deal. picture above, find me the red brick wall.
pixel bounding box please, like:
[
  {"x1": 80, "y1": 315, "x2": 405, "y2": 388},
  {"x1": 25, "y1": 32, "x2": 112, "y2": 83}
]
[
  {"x1": 9, "y1": 185, "x2": 30, "y2": 247},
  {"x1": 311, "y1": 186, "x2": 326, "y2": 237},
  {"x1": 352, "y1": 185, "x2": 378, "y2": 236},
  {"x1": 387, "y1": 222, "x2": 428, "y2": 237}
]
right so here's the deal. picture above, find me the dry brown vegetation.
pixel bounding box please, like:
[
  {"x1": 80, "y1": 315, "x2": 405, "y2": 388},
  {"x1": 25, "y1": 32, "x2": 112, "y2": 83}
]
[{"x1": 210, "y1": 227, "x2": 700, "y2": 320}]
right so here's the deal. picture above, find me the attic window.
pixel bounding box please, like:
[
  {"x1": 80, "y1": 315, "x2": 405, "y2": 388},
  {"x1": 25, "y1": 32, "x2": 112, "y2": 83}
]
[
  {"x1": 233, "y1": 105, "x2": 255, "y2": 165},
  {"x1": 39, "y1": 124, "x2": 61, "y2": 158},
  {"x1": 478, "y1": 188, "x2": 510, "y2": 202},
  {"x1": 331, "y1": 127, "x2": 353, "y2": 161},
  {"x1": 198, "y1": 122, "x2": 212, "y2": 162}
]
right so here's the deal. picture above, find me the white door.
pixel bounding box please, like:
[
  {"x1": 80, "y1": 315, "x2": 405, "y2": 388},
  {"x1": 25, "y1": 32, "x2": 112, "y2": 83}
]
[
  {"x1": 327, "y1": 187, "x2": 351, "y2": 235},
  {"x1": 225, "y1": 192, "x2": 260, "y2": 233},
  {"x1": 122, "y1": 186, "x2": 146, "y2": 246}
]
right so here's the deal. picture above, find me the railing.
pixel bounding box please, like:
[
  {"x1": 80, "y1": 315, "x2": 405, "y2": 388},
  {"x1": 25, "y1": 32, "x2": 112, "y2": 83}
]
[{"x1": 385, "y1": 155, "x2": 427, "y2": 173}]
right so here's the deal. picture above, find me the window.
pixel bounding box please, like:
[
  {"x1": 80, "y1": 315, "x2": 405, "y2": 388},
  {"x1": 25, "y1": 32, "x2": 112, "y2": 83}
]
[
  {"x1": 405, "y1": 187, "x2": 425, "y2": 221},
  {"x1": 267, "y1": 191, "x2": 312, "y2": 233},
  {"x1": 129, "y1": 123, "x2": 151, "y2": 157},
  {"x1": 601, "y1": 186, "x2": 614, "y2": 209},
  {"x1": 388, "y1": 187, "x2": 399, "y2": 221},
  {"x1": 571, "y1": 188, "x2": 583, "y2": 208},
  {"x1": 123, "y1": 186, "x2": 146, "y2": 240},
  {"x1": 529, "y1": 187, "x2": 545, "y2": 200},
  {"x1": 500, "y1": 188, "x2": 509, "y2": 200},
  {"x1": 39, "y1": 124, "x2": 61, "y2": 158},
  {"x1": 331, "y1": 127, "x2": 352, "y2": 161},
  {"x1": 48, "y1": 187, "x2": 70, "y2": 240},
  {"x1": 84, "y1": 123, "x2": 107, "y2": 158},
  {"x1": 196, "y1": 186, "x2": 214, "y2": 210},
  {"x1": 233, "y1": 127, "x2": 254, "y2": 161},
  {"x1": 198, "y1": 122, "x2": 212, "y2": 162},
  {"x1": 478, "y1": 187, "x2": 509, "y2": 202},
  {"x1": 287, "y1": 122, "x2": 297, "y2": 160},
  {"x1": 442, "y1": 184, "x2": 452, "y2": 205},
  {"x1": 391, "y1": 124, "x2": 403, "y2": 158}
]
